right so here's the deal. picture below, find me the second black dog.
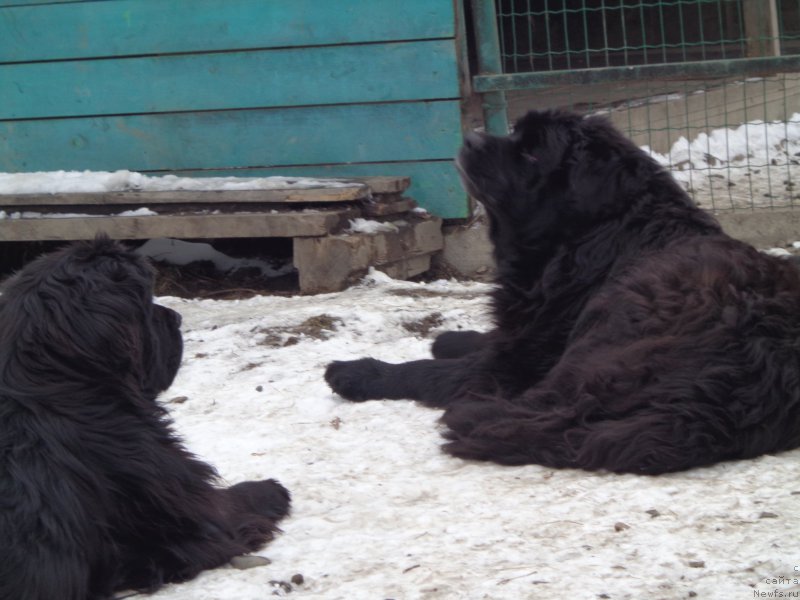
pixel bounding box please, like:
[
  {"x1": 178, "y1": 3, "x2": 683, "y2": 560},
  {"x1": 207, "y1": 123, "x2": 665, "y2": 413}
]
[{"x1": 0, "y1": 237, "x2": 290, "y2": 600}]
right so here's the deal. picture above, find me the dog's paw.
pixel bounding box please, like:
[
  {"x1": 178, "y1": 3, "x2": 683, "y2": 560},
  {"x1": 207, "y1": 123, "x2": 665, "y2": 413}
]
[
  {"x1": 228, "y1": 479, "x2": 291, "y2": 521},
  {"x1": 431, "y1": 330, "x2": 485, "y2": 359},
  {"x1": 324, "y1": 358, "x2": 387, "y2": 401}
]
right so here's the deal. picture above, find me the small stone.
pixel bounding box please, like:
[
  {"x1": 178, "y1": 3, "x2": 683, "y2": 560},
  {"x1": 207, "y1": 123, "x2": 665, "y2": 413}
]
[
  {"x1": 256, "y1": 385, "x2": 263, "y2": 392},
  {"x1": 688, "y1": 560, "x2": 705, "y2": 568},
  {"x1": 230, "y1": 555, "x2": 271, "y2": 570},
  {"x1": 614, "y1": 522, "x2": 630, "y2": 532},
  {"x1": 759, "y1": 511, "x2": 779, "y2": 519},
  {"x1": 291, "y1": 573, "x2": 305, "y2": 585},
  {"x1": 168, "y1": 396, "x2": 188, "y2": 404},
  {"x1": 646, "y1": 509, "x2": 660, "y2": 518}
]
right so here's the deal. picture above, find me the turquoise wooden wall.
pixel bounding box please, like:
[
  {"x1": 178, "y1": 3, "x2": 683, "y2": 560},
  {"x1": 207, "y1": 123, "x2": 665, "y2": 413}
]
[{"x1": 0, "y1": 0, "x2": 468, "y2": 218}]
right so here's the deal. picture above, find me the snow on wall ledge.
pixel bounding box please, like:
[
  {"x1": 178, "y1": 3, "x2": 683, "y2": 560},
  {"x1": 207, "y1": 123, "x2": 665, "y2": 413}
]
[{"x1": 0, "y1": 171, "x2": 360, "y2": 194}]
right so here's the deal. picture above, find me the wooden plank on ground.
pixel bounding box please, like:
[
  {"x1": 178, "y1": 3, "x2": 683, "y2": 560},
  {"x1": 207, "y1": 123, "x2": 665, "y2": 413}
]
[
  {"x1": 0, "y1": 208, "x2": 360, "y2": 242},
  {"x1": 0, "y1": 40, "x2": 459, "y2": 120},
  {"x1": 294, "y1": 217, "x2": 442, "y2": 292},
  {"x1": 363, "y1": 198, "x2": 418, "y2": 217},
  {"x1": 0, "y1": 0, "x2": 455, "y2": 63},
  {"x1": 0, "y1": 186, "x2": 370, "y2": 207},
  {"x1": 379, "y1": 254, "x2": 432, "y2": 281},
  {"x1": 335, "y1": 176, "x2": 411, "y2": 195},
  {"x1": 0, "y1": 101, "x2": 462, "y2": 173}
]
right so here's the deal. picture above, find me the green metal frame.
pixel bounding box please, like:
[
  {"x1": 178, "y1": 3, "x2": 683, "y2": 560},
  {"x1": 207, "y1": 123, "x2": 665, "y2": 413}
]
[
  {"x1": 470, "y1": 0, "x2": 509, "y2": 135},
  {"x1": 473, "y1": 55, "x2": 800, "y2": 92}
]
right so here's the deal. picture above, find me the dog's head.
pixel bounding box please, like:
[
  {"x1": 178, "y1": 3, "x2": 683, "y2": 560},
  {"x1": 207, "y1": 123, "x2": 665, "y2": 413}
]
[
  {"x1": 0, "y1": 235, "x2": 183, "y2": 400},
  {"x1": 456, "y1": 110, "x2": 678, "y2": 243}
]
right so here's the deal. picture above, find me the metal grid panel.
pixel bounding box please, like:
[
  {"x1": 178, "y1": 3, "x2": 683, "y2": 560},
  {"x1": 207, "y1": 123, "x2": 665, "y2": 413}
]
[
  {"x1": 496, "y1": 0, "x2": 796, "y2": 72},
  {"x1": 484, "y1": 0, "x2": 800, "y2": 211}
]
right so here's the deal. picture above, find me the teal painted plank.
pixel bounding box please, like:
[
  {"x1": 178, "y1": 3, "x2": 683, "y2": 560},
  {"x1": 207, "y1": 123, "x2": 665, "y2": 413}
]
[
  {"x1": 0, "y1": 40, "x2": 459, "y2": 120},
  {"x1": 172, "y1": 161, "x2": 469, "y2": 219},
  {"x1": 0, "y1": 101, "x2": 462, "y2": 172},
  {"x1": 0, "y1": 0, "x2": 455, "y2": 63}
]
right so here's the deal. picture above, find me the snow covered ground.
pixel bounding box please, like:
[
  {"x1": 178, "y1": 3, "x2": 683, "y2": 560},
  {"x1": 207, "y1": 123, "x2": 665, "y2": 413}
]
[{"x1": 142, "y1": 272, "x2": 800, "y2": 600}]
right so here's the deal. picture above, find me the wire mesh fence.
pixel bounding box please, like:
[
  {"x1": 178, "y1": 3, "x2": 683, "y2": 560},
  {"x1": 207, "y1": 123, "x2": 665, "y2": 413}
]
[
  {"x1": 483, "y1": 0, "x2": 800, "y2": 211},
  {"x1": 496, "y1": 0, "x2": 796, "y2": 72}
]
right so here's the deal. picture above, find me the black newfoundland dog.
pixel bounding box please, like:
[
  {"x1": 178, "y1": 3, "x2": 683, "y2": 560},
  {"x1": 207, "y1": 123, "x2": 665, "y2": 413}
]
[
  {"x1": 327, "y1": 109, "x2": 800, "y2": 475},
  {"x1": 0, "y1": 237, "x2": 290, "y2": 600}
]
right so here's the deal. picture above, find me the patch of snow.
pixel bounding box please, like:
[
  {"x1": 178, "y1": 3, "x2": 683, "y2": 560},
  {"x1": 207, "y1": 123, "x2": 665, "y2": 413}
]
[
  {"x1": 346, "y1": 218, "x2": 400, "y2": 235},
  {"x1": 0, "y1": 207, "x2": 157, "y2": 219},
  {"x1": 647, "y1": 115, "x2": 800, "y2": 176},
  {"x1": 763, "y1": 247, "x2": 792, "y2": 257},
  {"x1": 639, "y1": 114, "x2": 800, "y2": 210},
  {"x1": 118, "y1": 207, "x2": 158, "y2": 217}
]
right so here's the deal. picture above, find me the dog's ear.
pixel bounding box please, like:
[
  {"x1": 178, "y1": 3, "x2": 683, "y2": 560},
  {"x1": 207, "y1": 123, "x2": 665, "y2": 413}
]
[{"x1": 562, "y1": 116, "x2": 655, "y2": 221}]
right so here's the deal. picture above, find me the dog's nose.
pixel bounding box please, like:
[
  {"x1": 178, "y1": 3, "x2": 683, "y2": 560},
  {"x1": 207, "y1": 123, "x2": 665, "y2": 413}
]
[{"x1": 463, "y1": 131, "x2": 488, "y2": 151}]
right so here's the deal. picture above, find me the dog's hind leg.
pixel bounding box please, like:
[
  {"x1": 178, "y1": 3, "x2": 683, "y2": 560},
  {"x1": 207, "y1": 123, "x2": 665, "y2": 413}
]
[{"x1": 441, "y1": 399, "x2": 726, "y2": 474}]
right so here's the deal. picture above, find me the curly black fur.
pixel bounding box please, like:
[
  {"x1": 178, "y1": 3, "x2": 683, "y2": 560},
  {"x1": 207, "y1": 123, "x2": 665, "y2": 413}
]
[
  {"x1": 326, "y1": 109, "x2": 800, "y2": 474},
  {"x1": 0, "y1": 236, "x2": 290, "y2": 600}
]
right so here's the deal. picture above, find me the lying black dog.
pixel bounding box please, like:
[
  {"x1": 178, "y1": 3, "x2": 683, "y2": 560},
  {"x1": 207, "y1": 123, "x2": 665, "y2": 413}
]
[
  {"x1": 327, "y1": 109, "x2": 800, "y2": 475},
  {"x1": 0, "y1": 236, "x2": 290, "y2": 600}
]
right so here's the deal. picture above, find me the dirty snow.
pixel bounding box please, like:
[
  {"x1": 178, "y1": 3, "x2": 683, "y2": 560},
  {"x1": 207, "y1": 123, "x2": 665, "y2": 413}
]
[
  {"x1": 140, "y1": 272, "x2": 800, "y2": 600},
  {"x1": 644, "y1": 114, "x2": 800, "y2": 211}
]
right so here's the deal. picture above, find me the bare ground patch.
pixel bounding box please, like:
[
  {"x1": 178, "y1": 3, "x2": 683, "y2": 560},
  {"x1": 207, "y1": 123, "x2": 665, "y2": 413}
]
[{"x1": 253, "y1": 314, "x2": 344, "y2": 348}]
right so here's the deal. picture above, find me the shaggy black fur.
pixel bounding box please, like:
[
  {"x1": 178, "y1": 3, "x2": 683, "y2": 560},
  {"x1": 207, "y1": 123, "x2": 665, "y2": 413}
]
[
  {"x1": 326, "y1": 109, "x2": 800, "y2": 475},
  {"x1": 0, "y1": 237, "x2": 290, "y2": 600}
]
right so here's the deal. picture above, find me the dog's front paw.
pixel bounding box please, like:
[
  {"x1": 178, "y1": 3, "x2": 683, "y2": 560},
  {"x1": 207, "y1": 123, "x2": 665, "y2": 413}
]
[
  {"x1": 228, "y1": 479, "x2": 291, "y2": 522},
  {"x1": 325, "y1": 358, "x2": 388, "y2": 401}
]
